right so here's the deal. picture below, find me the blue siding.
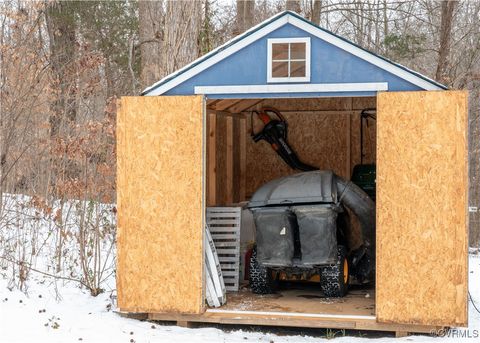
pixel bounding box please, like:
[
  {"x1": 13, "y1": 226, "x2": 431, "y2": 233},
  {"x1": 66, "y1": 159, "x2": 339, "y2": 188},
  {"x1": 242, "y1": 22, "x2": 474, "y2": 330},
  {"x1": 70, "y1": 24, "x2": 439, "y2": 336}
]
[{"x1": 165, "y1": 23, "x2": 422, "y2": 98}]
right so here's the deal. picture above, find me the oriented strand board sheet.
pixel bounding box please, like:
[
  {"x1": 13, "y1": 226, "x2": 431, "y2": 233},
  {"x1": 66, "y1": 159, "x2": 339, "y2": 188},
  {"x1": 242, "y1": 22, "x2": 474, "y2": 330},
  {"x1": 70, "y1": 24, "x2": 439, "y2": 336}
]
[
  {"x1": 245, "y1": 97, "x2": 377, "y2": 197},
  {"x1": 206, "y1": 97, "x2": 377, "y2": 204},
  {"x1": 117, "y1": 96, "x2": 204, "y2": 314},
  {"x1": 376, "y1": 91, "x2": 468, "y2": 326}
]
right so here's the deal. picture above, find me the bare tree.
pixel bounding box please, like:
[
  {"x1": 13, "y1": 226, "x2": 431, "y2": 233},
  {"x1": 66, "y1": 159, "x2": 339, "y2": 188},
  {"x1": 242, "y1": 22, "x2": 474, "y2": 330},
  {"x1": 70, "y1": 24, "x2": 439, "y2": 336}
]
[
  {"x1": 139, "y1": 0, "x2": 164, "y2": 89},
  {"x1": 436, "y1": 0, "x2": 458, "y2": 85},
  {"x1": 163, "y1": 0, "x2": 202, "y2": 75},
  {"x1": 235, "y1": 0, "x2": 255, "y2": 35},
  {"x1": 286, "y1": 0, "x2": 301, "y2": 13},
  {"x1": 45, "y1": 1, "x2": 78, "y2": 136},
  {"x1": 311, "y1": 0, "x2": 322, "y2": 24}
]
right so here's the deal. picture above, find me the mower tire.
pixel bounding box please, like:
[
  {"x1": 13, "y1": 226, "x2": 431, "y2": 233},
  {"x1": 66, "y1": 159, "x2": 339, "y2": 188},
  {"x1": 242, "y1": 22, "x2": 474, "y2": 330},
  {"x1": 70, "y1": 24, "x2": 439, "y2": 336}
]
[
  {"x1": 320, "y1": 245, "x2": 349, "y2": 297},
  {"x1": 249, "y1": 247, "x2": 275, "y2": 294}
]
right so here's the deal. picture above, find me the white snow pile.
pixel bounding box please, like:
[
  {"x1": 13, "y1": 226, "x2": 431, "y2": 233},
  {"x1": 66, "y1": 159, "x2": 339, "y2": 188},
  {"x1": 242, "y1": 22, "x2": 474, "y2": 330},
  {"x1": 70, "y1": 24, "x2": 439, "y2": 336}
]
[{"x1": 0, "y1": 193, "x2": 479, "y2": 342}]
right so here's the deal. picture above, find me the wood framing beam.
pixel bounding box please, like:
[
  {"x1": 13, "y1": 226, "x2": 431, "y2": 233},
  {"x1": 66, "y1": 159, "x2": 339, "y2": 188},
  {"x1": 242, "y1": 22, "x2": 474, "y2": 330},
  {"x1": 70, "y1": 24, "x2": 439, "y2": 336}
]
[
  {"x1": 213, "y1": 99, "x2": 243, "y2": 111},
  {"x1": 207, "y1": 112, "x2": 217, "y2": 206},
  {"x1": 346, "y1": 112, "x2": 351, "y2": 179},
  {"x1": 206, "y1": 99, "x2": 221, "y2": 110},
  {"x1": 228, "y1": 99, "x2": 264, "y2": 113},
  {"x1": 213, "y1": 110, "x2": 245, "y2": 118},
  {"x1": 226, "y1": 116, "x2": 234, "y2": 203},
  {"x1": 239, "y1": 118, "x2": 247, "y2": 201}
]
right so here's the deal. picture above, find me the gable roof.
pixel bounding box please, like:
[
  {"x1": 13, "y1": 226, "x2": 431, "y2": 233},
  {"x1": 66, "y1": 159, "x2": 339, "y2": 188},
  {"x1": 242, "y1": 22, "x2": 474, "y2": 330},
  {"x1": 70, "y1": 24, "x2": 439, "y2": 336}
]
[{"x1": 142, "y1": 11, "x2": 446, "y2": 96}]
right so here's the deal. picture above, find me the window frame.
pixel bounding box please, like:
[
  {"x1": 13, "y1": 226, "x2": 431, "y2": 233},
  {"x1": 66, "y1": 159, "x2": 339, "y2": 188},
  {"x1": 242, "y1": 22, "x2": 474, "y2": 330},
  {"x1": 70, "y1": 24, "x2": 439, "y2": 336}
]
[{"x1": 267, "y1": 37, "x2": 311, "y2": 83}]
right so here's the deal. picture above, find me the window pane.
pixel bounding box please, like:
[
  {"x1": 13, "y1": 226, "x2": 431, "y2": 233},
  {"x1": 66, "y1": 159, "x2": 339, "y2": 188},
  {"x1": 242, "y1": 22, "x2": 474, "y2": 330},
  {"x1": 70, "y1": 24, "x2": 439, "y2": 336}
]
[
  {"x1": 272, "y1": 61, "x2": 288, "y2": 77},
  {"x1": 290, "y1": 61, "x2": 306, "y2": 77},
  {"x1": 290, "y1": 43, "x2": 306, "y2": 59},
  {"x1": 272, "y1": 43, "x2": 289, "y2": 60}
]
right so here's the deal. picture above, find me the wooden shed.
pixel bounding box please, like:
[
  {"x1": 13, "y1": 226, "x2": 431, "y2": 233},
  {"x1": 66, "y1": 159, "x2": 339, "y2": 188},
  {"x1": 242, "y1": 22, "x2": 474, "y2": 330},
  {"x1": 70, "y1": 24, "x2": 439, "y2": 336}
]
[{"x1": 116, "y1": 11, "x2": 468, "y2": 335}]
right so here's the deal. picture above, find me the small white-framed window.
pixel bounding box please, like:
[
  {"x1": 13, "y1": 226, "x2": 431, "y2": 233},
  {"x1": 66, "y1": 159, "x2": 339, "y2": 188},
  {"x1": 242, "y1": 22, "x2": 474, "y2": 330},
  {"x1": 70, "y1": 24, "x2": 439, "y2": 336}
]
[{"x1": 267, "y1": 37, "x2": 311, "y2": 83}]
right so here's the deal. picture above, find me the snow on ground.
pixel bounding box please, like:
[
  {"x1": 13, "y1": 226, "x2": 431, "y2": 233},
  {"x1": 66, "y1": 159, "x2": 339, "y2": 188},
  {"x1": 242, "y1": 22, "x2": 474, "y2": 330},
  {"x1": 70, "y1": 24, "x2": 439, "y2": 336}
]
[
  {"x1": 0, "y1": 255, "x2": 478, "y2": 343},
  {"x1": 0, "y1": 193, "x2": 479, "y2": 342}
]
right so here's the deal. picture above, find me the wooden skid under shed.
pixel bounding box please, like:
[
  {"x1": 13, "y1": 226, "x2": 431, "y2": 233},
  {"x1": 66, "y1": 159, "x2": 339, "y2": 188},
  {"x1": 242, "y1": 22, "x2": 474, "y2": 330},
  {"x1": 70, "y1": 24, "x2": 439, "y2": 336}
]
[{"x1": 206, "y1": 207, "x2": 241, "y2": 291}]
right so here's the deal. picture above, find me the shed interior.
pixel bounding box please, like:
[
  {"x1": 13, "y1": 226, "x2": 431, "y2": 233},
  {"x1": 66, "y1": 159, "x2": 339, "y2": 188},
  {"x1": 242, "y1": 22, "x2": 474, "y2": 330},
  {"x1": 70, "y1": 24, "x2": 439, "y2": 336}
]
[{"x1": 205, "y1": 96, "x2": 377, "y2": 318}]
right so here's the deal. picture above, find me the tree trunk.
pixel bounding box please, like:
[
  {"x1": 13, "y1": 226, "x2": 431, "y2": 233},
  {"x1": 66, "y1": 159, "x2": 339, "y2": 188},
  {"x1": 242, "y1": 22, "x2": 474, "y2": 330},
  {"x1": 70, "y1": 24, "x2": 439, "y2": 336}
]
[
  {"x1": 311, "y1": 0, "x2": 322, "y2": 25},
  {"x1": 286, "y1": 0, "x2": 301, "y2": 13},
  {"x1": 436, "y1": 0, "x2": 458, "y2": 85},
  {"x1": 45, "y1": 1, "x2": 77, "y2": 136},
  {"x1": 163, "y1": 0, "x2": 202, "y2": 76},
  {"x1": 235, "y1": 0, "x2": 255, "y2": 35},
  {"x1": 199, "y1": 0, "x2": 213, "y2": 55},
  {"x1": 139, "y1": 0, "x2": 164, "y2": 89}
]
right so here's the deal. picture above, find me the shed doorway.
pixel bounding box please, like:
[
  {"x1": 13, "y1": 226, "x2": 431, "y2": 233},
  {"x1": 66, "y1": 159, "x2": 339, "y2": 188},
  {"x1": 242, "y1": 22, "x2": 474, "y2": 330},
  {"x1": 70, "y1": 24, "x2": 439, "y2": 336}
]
[{"x1": 205, "y1": 96, "x2": 377, "y2": 320}]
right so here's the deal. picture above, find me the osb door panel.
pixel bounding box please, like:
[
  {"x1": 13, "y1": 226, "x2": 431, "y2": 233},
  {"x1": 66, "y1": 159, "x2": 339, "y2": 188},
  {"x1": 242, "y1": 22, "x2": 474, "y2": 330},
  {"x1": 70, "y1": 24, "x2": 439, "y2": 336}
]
[
  {"x1": 117, "y1": 96, "x2": 204, "y2": 314},
  {"x1": 376, "y1": 91, "x2": 468, "y2": 326}
]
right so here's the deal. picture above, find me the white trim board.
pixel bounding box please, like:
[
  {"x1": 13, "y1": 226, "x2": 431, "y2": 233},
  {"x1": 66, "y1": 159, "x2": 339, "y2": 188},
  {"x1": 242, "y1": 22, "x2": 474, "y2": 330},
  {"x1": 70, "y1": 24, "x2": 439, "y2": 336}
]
[
  {"x1": 144, "y1": 12, "x2": 442, "y2": 96},
  {"x1": 206, "y1": 309, "x2": 377, "y2": 320},
  {"x1": 194, "y1": 82, "x2": 388, "y2": 95}
]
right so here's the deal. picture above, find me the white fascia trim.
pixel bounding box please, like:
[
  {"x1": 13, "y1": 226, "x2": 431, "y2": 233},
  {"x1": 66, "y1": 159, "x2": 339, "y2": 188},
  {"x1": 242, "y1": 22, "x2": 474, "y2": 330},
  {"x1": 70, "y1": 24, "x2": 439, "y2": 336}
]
[
  {"x1": 206, "y1": 309, "x2": 376, "y2": 320},
  {"x1": 194, "y1": 82, "x2": 388, "y2": 95},
  {"x1": 286, "y1": 15, "x2": 442, "y2": 90},
  {"x1": 267, "y1": 37, "x2": 311, "y2": 83},
  {"x1": 144, "y1": 15, "x2": 289, "y2": 96}
]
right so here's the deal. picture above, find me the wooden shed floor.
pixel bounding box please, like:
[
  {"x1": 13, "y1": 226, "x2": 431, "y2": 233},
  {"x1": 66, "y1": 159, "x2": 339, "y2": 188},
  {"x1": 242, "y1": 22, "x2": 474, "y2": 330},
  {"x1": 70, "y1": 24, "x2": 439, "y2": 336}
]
[
  {"x1": 132, "y1": 284, "x2": 442, "y2": 334},
  {"x1": 218, "y1": 283, "x2": 376, "y2": 316}
]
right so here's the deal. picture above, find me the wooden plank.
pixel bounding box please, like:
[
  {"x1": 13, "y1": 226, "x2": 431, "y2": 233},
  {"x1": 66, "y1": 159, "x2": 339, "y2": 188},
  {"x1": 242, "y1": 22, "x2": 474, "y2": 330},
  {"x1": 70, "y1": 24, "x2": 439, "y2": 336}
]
[
  {"x1": 146, "y1": 311, "x2": 443, "y2": 333},
  {"x1": 117, "y1": 96, "x2": 204, "y2": 314},
  {"x1": 206, "y1": 99, "x2": 220, "y2": 110},
  {"x1": 207, "y1": 207, "x2": 242, "y2": 213},
  {"x1": 208, "y1": 222, "x2": 240, "y2": 227},
  {"x1": 142, "y1": 286, "x2": 444, "y2": 334},
  {"x1": 212, "y1": 234, "x2": 241, "y2": 239},
  {"x1": 376, "y1": 90, "x2": 468, "y2": 326},
  {"x1": 345, "y1": 112, "x2": 351, "y2": 179},
  {"x1": 246, "y1": 106, "x2": 351, "y2": 196},
  {"x1": 226, "y1": 117, "x2": 234, "y2": 203},
  {"x1": 214, "y1": 99, "x2": 243, "y2": 111},
  {"x1": 213, "y1": 110, "x2": 246, "y2": 118},
  {"x1": 208, "y1": 226, "x2": 240, "y2": 232},
  {"x1": 207, "y1": 207, "x2": 241, "y2": 291},
  {"x1": 207, "y1": 112, "x2": 217, "y2": 206},
  {"x1": 213, "y1": 242, "x2": 240, "y2": 247},
  {"x1": 220, "y1": 265, "x2": 239, "y2": 270},
  {"x1": 395, "y1": 331, "x2": 409, "y2": 338},
  {"x1": 228, "y1": 99, "x2": 264, "y2": 113},
  {"x1": 239, "y1": 118, "x2": 247, "y2": 201}
]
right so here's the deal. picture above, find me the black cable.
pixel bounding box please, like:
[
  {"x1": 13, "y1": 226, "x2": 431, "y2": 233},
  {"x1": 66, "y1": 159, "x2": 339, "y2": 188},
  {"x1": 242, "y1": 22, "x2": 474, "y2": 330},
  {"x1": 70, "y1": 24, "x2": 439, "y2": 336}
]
[{"x1": 469, "y1": 290, "x2": 480, "y2": 314}]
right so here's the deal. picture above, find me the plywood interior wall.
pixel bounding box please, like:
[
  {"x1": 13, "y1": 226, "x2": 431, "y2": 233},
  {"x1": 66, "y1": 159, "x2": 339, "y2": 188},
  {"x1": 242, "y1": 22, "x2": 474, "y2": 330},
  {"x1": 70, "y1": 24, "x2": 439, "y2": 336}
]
[
  {"x1": 207, "y1": 97, "x2": 376, "y2": 205},
  {"x1": 376, "y1": 90, "x2": 468, "y2": 326},
  {"x1": 117, "y1": 96, "x2": 204, "y2": 314}
]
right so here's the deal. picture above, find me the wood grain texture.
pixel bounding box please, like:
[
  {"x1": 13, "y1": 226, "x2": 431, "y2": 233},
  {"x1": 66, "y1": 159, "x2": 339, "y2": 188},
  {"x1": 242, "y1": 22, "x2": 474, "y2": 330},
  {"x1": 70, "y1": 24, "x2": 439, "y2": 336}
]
[
  {"x1": 206, "y1": 97, "x2": 377, "y2": 202},
  {"x1": 117, "y1": 96, "x2": 204, "y2": 314},
  {"x1": 207, "y1": 112, "x2": 217, "y2": 206},
  {"x1": 376, "y1": 90, "x2": 468, "y2": 326},
  {"x1": 245, "y1": 110, "x2": 350, "y2": 197},
  {"x1": 244, "y1": 97, "x2": 376, "y2": 197},
  {"x1": 142, "y1": 286, "x2": 444, "y2": 334}
]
